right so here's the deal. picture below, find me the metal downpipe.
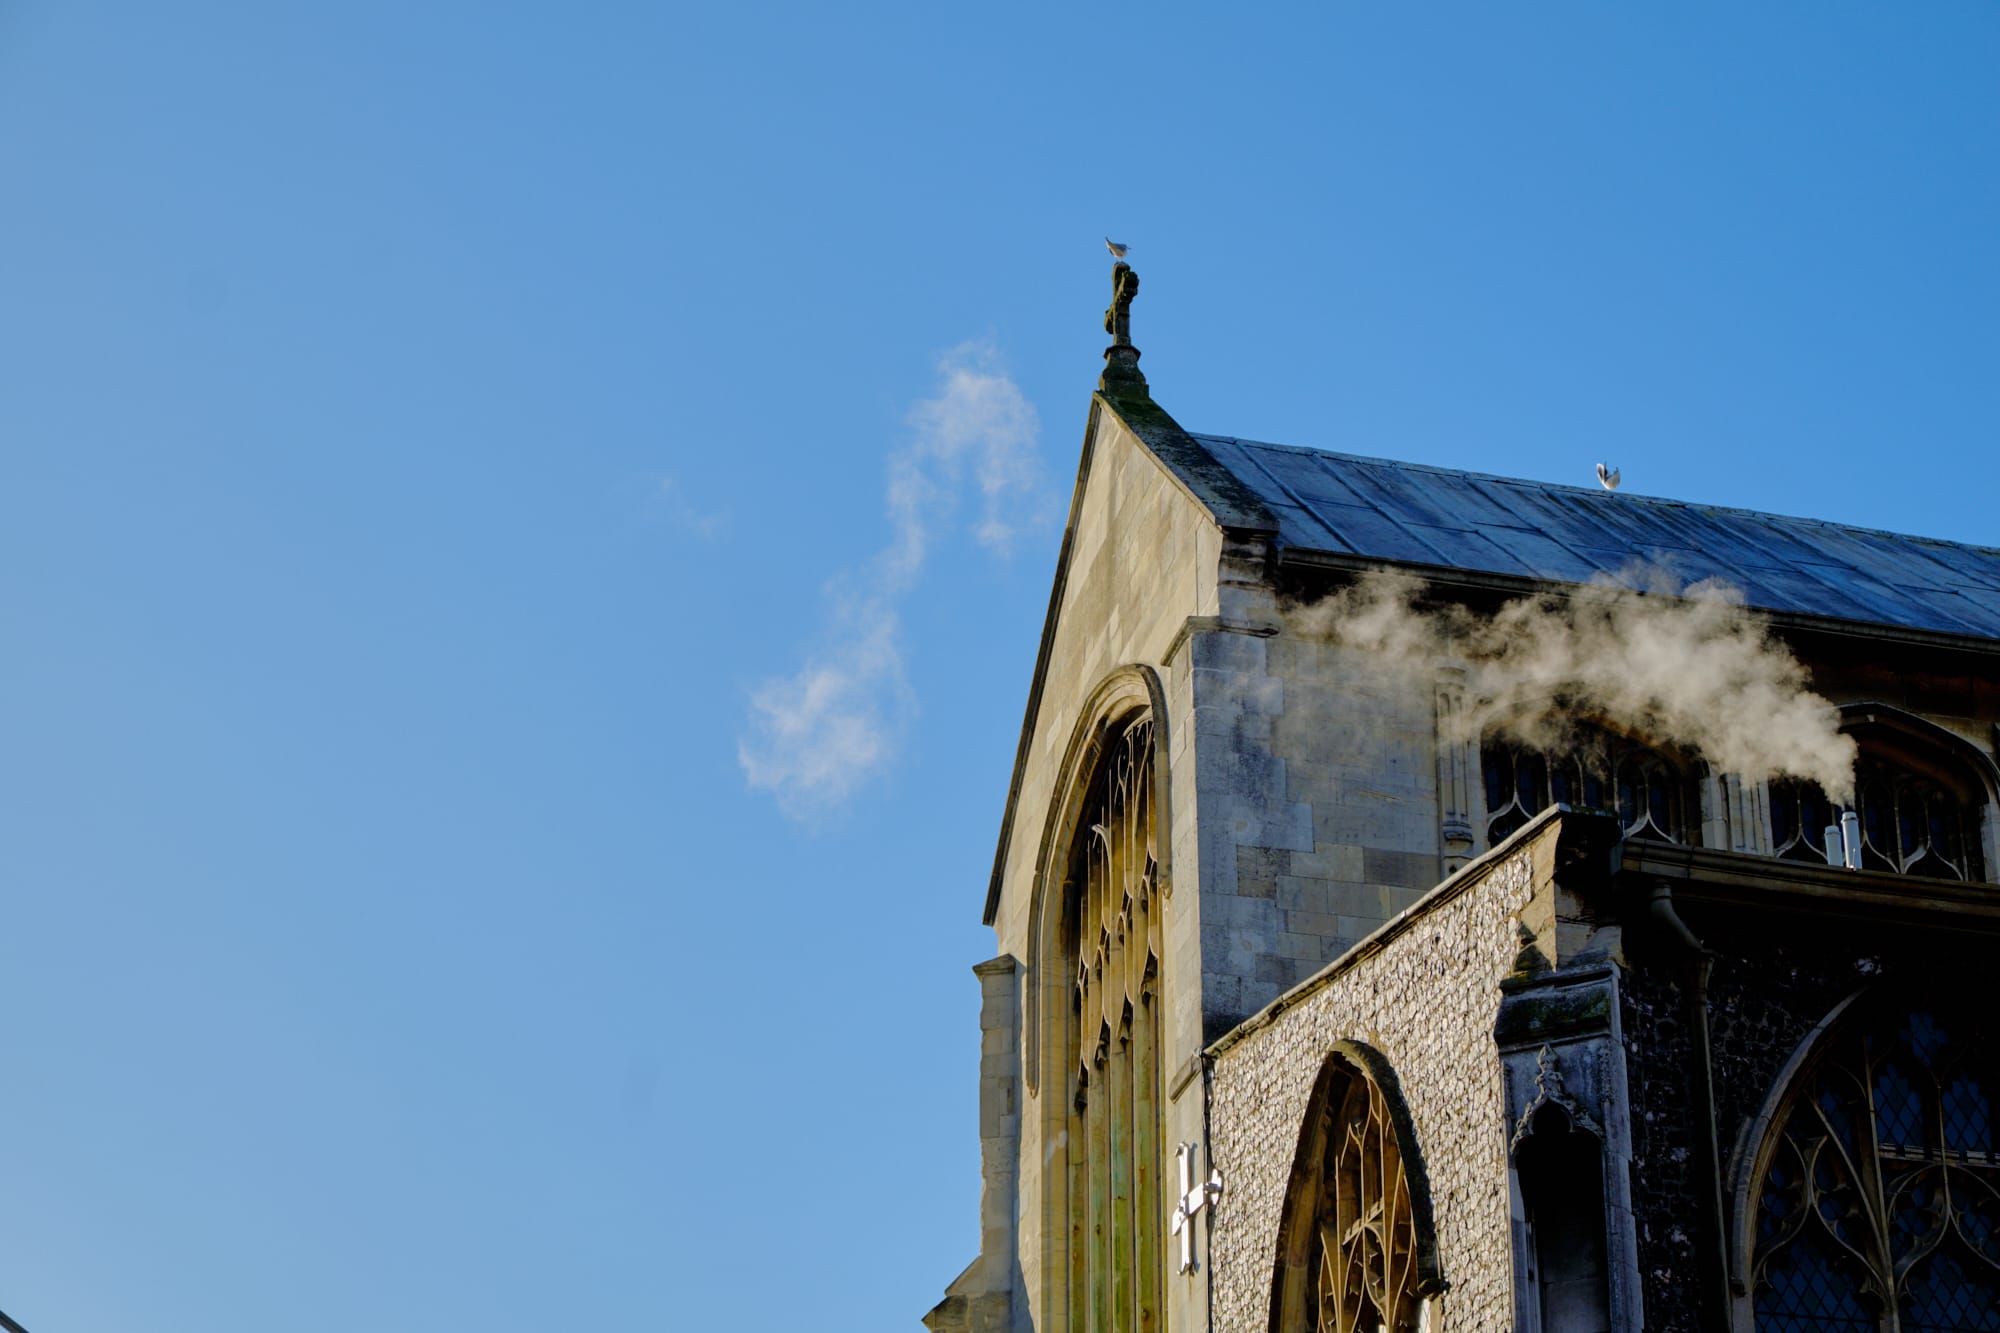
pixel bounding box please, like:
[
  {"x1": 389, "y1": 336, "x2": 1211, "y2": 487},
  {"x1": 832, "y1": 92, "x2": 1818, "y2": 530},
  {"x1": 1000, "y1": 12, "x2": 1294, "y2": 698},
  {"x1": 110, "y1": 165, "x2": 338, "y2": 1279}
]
[{"x1": 1647, "y1": 879, "x2": 1731, "y2": 1332}]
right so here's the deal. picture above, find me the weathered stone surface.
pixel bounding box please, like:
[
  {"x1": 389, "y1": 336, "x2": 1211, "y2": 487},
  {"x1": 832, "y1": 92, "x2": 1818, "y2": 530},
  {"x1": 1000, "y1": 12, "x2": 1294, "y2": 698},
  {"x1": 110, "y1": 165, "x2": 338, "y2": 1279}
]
[
  {"x1": 936, "y1": 370, "x2": 2000, "y2": 1333},
  {"x1": 979, "y1": 401, "x2": 1227, "y2": 1331},
  {"x1": 1205, "y1": 825, "x2": 1547, "y2": 1331}
]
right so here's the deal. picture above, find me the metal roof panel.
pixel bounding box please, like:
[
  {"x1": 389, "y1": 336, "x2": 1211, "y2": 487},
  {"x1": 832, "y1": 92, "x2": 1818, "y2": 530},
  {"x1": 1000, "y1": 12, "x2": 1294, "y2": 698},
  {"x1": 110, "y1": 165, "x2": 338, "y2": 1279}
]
[
  {"x1": 1400, "y1": 524, "x2": 1538, "y2": 576},
  {"x1": 1933, "y1": 587, "x2": 2000, "y2": 636},
  {"x1": 1305, "y1": 501, "x2": 1455, "y2": 566},
  {"x1": 1175, "y1": 433, "x2": 2000, "y2": 641},
  {"x1": 1473, "y1": 525, "x2": 1609, "y2": 583}
]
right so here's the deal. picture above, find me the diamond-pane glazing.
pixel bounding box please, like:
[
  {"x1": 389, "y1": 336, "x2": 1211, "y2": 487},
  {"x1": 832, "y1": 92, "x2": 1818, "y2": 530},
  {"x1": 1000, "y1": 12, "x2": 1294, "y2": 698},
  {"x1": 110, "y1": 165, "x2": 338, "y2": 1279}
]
[
  {"x1": 1767, "y1": 754, "x2": 1986, "y2": 881},
  {"x1": 1481, "y1": 727, "x2": 1691, "y2": 850},
  {"x1": 1755, "y1": 1231, "x2": 1872, "y2": 1332},
  {"x1": 1888, "y1": 1168, "x2": 1944, "y2": 1257},
  {"x1": 1943, "y1": 1070, "x2": 1997, "y2": 1156},
  {"x1": 1755, "y1": 1004, "x2": 2000, "y2": 1330},
  {"x1": 1876, "y1": 1059, "x2": 1924, "y2": 1149},
  {"x1": 1901, "y1": 1248, "x2": 2000, "y2": 1331}
]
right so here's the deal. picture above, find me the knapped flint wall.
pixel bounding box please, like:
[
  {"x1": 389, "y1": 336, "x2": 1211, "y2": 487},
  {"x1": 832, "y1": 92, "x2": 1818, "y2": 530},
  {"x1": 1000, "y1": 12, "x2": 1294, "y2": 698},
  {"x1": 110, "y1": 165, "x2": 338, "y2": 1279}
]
[
  {"x1": 1205, "y1": 833, "x2": 1540, "y2": 1330},
  {"x1": 1620, "y1": 923, "x2": 1961, "y2": 1332}
]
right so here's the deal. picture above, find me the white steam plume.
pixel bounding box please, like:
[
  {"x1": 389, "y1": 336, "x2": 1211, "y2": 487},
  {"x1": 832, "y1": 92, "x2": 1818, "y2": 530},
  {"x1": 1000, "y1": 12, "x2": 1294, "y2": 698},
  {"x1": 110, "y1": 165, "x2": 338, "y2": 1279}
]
[
  {"x1": 1297, "y1": 569, "x2": 1856, "y2": 803},
  {"x1": 739, "y1": 342, "x2": 1048, "y2": 821}
]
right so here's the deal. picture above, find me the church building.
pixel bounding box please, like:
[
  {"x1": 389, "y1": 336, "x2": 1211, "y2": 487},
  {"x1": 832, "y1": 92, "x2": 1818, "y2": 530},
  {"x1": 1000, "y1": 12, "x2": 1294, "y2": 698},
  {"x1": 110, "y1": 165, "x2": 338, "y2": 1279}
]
[{"x1": 926, "y1": 262, "x2": 2000, "y2": 1333}]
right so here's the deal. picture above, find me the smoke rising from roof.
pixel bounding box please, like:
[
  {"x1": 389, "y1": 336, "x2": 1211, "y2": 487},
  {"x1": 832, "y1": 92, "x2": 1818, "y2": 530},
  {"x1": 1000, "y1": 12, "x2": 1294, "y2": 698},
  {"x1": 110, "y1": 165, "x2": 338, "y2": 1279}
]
[{"x1": 1294, "y1": 569, "x2": 1857, "y2": 804}]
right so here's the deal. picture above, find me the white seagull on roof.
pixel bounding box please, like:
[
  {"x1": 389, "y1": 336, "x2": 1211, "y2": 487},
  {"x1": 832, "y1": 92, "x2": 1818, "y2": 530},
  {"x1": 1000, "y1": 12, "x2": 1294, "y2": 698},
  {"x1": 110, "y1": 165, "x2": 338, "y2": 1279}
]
[
  {"x1": 1105, "y1": 237, "x2": 1131, "y2": 259},
  {"x1": 1596, "y1": 462, "x2": 1622, "y2": 492}
]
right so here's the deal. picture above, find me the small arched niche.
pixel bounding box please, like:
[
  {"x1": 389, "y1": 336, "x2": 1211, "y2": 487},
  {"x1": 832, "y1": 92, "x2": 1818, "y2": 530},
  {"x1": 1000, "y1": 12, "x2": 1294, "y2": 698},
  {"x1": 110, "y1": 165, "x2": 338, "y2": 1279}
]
[
  {"x1": 1513, "y1": 1100, "x2": 1612, "y2": 1333},
  {"x1": 1269, "y1": 1044, "x2": 1443, "y2": 1333}
]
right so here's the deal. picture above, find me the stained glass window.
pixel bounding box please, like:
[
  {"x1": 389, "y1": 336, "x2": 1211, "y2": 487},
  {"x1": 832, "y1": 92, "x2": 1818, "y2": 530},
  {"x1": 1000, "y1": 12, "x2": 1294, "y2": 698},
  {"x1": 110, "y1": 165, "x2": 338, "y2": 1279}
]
[
  {"x1": 1060, "y1": 715, "x2": 1164, "y2": 1333},
  {"x1": 1770, "y1": 755, "x2": 1985, "y2": 882},
  {"x1": 1272, "y1": 1056, "x2": 1429, "y2": 1333},
  {"x1": 1750, "y1": 1005, "x2": 2000, "y2": 1331},
  {"x1": 1482, "y1": 726, "x2": 1692, "y2": 848}
]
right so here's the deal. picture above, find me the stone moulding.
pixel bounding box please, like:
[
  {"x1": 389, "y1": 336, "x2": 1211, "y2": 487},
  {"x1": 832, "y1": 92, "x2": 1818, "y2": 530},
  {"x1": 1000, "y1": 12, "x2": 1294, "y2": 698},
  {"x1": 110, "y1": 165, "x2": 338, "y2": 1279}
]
[
  {"x1": 982, "y1": 389, "x2": 1275, "y2": 930},
  {"x1": 1203, "y1": 815, "x2": 1566, "y2": 1327},
  {"x1": 1206, "y1": 805, "x2": 1571, "y2": 1061},
  {"x1": 1022, "y1": 663, "x2": 1171, "y2": 1098},
  {"x1": 1497, "y1": 963, "x2": 1643, "y2": 1331},
  {"x1": 1509, "y1": 1043, "x2": 1606, "y2": 1151},
  {"x1": 1721, "y1": 987, "x2": 1865, "y2": 1307}
]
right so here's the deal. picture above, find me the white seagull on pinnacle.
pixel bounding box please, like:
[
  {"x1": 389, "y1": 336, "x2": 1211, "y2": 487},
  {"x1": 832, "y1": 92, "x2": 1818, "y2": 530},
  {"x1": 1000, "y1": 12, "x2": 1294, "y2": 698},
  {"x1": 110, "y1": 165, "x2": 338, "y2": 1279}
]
[
  {"x1": 1105, "y1": 237, "x2": 1131, "y2": 259},
  {"x1": 1596, "y1": 462, "x2": 1622, "y2": 492}
]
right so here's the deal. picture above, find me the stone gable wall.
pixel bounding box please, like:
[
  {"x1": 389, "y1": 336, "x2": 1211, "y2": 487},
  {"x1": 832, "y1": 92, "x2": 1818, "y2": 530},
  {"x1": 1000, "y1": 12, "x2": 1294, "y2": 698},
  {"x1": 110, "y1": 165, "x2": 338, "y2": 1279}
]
[
  {"x1": 1205, "y1": 835, "x2": 1540, "y2": 1332},
  {"x1": 1187, "y1": 594, "x2": 1453, "y2": 1040},
  {"x1": 986, "y1": 407, "x2": 1224, "y2": 1332}
]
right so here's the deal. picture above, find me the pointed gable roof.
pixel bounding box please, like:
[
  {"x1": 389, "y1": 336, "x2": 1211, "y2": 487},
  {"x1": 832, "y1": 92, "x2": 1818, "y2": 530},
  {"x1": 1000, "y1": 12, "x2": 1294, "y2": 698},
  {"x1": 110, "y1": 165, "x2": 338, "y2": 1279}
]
[
  {"x1": 983, "y1": 393, "x2": 1268, "y2": 925},
  {"x1": 987, "y1": 396, "x2": 2000, "y2": 923}
]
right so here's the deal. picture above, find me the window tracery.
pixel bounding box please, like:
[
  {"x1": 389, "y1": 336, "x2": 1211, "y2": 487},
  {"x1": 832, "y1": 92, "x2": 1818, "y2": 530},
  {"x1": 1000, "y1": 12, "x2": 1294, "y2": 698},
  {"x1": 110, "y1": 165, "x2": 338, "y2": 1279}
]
[
  {"x1": 1481, "y1": 726, "x2": 1692, "y2": 849},
  {"x1": 1273, "y1": 1054, "x2": 1432, "y2": 1333},
  {"x1": 1770, "y1": 754, "x2": 1987, "y2": 883},
  {"x1": 1060, "y1": 714, "x2": 1164, "y2": 1333},
  {"x1": 1748, "y1": 1004, "x2": 2000, "y2": 1330}
]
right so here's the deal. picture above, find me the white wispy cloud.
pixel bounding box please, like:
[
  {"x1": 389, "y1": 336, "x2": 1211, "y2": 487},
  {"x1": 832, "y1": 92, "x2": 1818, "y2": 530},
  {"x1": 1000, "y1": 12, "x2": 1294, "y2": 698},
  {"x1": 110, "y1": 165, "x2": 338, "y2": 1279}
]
[
  {"x1": 737, "y1": 593, "x2": 910, "y2": 818},
  {"x1": 894, "y1": 346, "x2": 1046, "y2": 569},
  {"x1": 656, "y1": 476, "x2": 729, "y2": 539},
  {"x1": 739, "y1": 341, "x2": 1047, "y2": 822}
]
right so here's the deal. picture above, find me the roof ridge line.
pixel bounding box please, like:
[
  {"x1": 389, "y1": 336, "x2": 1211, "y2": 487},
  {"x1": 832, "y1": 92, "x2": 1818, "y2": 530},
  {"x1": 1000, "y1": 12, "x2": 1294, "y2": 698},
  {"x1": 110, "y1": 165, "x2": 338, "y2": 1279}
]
[{"x1": 1189, "y1": 432, "x2": 2000, "y2": 557}]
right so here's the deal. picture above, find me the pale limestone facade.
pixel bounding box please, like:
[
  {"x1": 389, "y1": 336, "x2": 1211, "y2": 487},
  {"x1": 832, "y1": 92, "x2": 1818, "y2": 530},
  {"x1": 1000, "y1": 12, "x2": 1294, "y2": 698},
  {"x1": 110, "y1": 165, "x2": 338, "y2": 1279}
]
[
  {"x1": 929, "y1": 317, "x2": 2000, "y2": 1332},
  {"x1": 932, "y1": 386, "x2": 1494, "y2": 1332}
]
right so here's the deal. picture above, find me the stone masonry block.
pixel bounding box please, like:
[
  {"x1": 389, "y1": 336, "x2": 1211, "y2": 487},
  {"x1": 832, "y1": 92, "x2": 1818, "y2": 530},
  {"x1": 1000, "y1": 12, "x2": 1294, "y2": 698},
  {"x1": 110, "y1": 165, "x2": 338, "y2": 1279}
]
[
  {"x1": 1237, "y1": 800, "x2": 1315, "y2": 854},
  {"x1": 1286, "y1": 844, "x2": 1364, "y2": 881},
  {"x1": 1281, "y1": 909, "x2": 1348, "y2": 939},
  {"x1": 1274, "y1": 930, "x2": 1332, "y2": 960},
  {"x1": 1189, "y1": 631, "x2": 1271, "y2": 675},
  {"x1": 1363, "y1": 846, "x2": 1443, "y2": 892},
  {"x1": 1254, "y1": 954, "x2": 1298, "y2": 984}
]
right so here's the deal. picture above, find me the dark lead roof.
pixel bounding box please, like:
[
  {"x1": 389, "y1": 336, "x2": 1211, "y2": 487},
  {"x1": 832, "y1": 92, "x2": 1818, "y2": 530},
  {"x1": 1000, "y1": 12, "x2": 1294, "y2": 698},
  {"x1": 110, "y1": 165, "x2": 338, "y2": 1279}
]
[{"x1": 1191, "y1": 434, "x2": 2000, "y2": 642}]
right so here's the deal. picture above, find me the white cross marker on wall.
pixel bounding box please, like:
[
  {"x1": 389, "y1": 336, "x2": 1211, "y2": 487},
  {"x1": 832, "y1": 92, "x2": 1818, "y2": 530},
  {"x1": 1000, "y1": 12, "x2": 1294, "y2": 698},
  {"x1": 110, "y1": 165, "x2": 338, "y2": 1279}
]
[{"x1": 1170, "y1": 1141, "x2": 1224, "y2": 1274}]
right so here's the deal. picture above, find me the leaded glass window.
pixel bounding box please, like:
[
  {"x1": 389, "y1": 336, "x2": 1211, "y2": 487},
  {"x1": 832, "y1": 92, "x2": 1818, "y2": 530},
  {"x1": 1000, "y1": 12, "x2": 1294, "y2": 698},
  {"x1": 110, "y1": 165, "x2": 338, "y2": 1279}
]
[
  {"x1": 1771, "y1": 777, "x2": 1841, "y2": 869},
  {"x1": 1749, "y1": 1006, "x2": 2000, "y2": 1330},
  {"x1": 1272, "y1": 1055, "x2": 1432, "y2": 1333},
  {"x1": 1482, "y1": 727, "x2": 1692, "y2": 848},
  {"x1": 1770, "y1": 755, "x2": 1986, "y2": 882},
  {"x1": 1061, "y1": 715, "x2": 1164, "y2": 1333}
]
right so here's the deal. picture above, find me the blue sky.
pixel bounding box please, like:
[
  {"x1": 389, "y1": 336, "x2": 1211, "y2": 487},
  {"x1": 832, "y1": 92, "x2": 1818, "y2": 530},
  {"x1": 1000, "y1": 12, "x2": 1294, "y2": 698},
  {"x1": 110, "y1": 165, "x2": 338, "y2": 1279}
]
[{"x1": 1, "y1": 4, "x2": 1995, "y2": 1330}]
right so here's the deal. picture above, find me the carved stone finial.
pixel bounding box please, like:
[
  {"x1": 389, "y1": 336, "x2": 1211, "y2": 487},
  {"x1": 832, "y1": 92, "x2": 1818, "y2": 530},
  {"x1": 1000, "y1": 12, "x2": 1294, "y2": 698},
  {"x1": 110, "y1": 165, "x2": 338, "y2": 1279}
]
[
  {"x1": 1510, "y1": 1044, "x2": 1605, "y2": 1150},
  {"x1": 1104, "y1": 262, "x2": 1138, "y2": 345},
  {"x1": 1099, "y1": 260, "x2": 1148, "y2": 397}
]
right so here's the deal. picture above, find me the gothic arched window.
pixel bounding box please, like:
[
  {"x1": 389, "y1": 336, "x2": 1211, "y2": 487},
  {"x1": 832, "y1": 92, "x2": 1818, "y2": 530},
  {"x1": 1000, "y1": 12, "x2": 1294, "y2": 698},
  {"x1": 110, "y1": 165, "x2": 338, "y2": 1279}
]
[
  {"x1": 1771, "y1": 748, "x2": 1988, "y2": 882},
  {"x1": 1482, "y1": 725, "x2": 1693, "y2": 849},
  {"x1": 1057, "y1": 713, "x2": 1165, "y2": 1333},
  {"x1": 1271, "y1": 1049, "x2": 1439, "y2": 1333},
  {"x1": 1745, "y1": 1002, "x2": 2000, "y2": 1330}
]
